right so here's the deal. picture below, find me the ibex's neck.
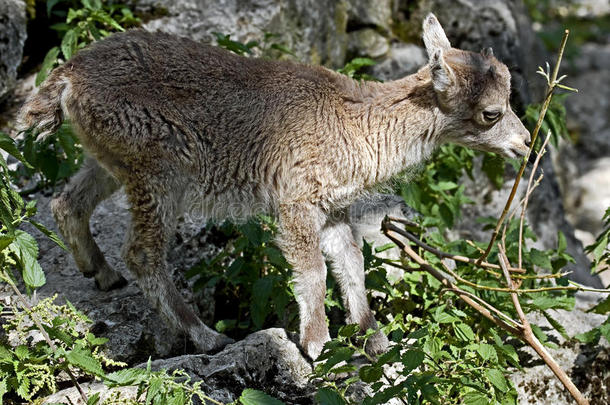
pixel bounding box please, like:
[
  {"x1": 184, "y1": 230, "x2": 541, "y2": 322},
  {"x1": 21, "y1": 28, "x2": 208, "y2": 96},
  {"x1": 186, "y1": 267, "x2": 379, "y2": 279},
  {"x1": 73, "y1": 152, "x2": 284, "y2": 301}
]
[{"x1": 344, "y1": 71, "x2": 444, "y2": 186}]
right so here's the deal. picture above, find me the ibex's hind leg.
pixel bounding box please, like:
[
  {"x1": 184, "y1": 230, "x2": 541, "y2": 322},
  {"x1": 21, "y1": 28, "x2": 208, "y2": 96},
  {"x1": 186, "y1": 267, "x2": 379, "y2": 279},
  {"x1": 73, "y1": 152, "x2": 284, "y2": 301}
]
[
  {"x1": 51, "y1": 157, "x2": 126, "y2": 290},
  {"x1": 122, "y1": 182, "x2": 233, "y2": 353},
  {"x1": 321, "y1": 218, "x2": 389, "y2": 356}
]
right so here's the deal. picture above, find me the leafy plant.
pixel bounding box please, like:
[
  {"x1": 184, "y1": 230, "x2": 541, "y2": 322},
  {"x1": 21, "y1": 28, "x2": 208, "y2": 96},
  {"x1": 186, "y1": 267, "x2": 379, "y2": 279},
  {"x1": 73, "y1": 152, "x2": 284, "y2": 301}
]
[
  {"x1": 213, "y1": 31, "x2": 296, "y2": 59},
  {"x1": 337, "y1": 57, "x2": 379, "y2": 81},
  {"x1": 186, "y1": 217, "x2": 296, "y2": 338},
  {"x1": 12, "y1": 124, "x2": 83, "y2": 190},
  {"x1": 585, "y1": 207, "x2": 610, "y2": 277},
  {"x1": 37, "y1": 0, "x2": 140, "y2": 86}
]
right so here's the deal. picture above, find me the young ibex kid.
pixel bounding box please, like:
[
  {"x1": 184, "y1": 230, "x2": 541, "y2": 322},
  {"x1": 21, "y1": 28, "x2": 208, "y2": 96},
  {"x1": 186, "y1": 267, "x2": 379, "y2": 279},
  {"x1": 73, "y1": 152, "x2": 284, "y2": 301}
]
[{"x1": 19, "y1": 14, "x2": 530, "y2": 360}]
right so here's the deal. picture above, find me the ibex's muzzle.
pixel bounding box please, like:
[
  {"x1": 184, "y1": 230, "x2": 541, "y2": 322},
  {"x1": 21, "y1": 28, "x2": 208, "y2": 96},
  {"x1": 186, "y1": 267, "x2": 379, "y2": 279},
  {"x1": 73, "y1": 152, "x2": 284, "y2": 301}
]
[{"x1": 501, "y1": 110, "x2": 531, "y2": 159}]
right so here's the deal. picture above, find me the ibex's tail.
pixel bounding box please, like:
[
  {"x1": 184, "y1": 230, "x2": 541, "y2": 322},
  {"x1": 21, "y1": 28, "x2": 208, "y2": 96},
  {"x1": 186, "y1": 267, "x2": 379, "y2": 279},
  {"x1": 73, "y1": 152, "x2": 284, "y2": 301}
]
[{"x1": 17, "y1": 67, "x2": 70, "y2": 141}]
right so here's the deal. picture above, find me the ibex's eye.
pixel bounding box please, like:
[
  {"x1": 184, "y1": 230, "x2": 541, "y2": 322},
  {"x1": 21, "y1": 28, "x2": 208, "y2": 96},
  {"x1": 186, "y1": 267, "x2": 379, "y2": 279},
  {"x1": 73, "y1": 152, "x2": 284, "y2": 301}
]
[{"x1": 482, "y1": 110, "x2": 502, "y2": 122}]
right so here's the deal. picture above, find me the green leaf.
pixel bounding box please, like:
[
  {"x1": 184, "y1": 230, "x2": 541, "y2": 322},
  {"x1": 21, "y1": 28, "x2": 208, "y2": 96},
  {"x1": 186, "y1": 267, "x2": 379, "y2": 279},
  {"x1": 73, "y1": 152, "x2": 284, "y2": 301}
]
[
  {"x1": 358, "y1": 365, "x2": 383, "y2": 383},
  {"x1": 145, "y1": 377, "x2": 162, "y2": 404},
  {"x1": 14, "y1": 345, "x2": 30, "y2": 360},
  {"x1": 591, "y1": 234, "x2": 608, "y2": 262},
  {"x1": 0, "y1": 132, "x2": 32, "y2": 168},
  {"x1": 429, "y1": 181, "x2": 458, "y2": 191},
  {"x1": 61, "y1": 29, "x2": 78, "y2": 60},
  {"x1": 401, "y1": 349, "x2": 424, "y2": 372},
  {"x1": 250, "y1": 275, "x2": 274, "y2": 329},
  {"x1": 0, "y1": 380, "x2": 7, "y2": 402},
  {"x1": 65, "y1": 347, "x2": 104, "y2": 376},
  {"x1": 590, "y1": 295, "x2": 610, "y2": 315},
  {"x1": 433, "y1": 310, "x2": 458, "y2": 324},
  {"x1": 406, "y1": 327, "x2": 428, "y2": 340},
  {"x1": 557, "y1": 231, "x2": 567, "y2": 252},
  {"x1": 482, "y1": 153, "x2": 505, "y2": 189},
  {"x1": 542, "y1": 311, "x2": 569, "y2": 340},
  {"x1": 574, "y1": 328, "x2": 601, "y2": 344},
  {"x1": 28, "y1": 219, "x2": 67, "y2": 249},
  {"x1": 463, "y1": 391, "x2": 489, "y2": 405},
  {"x1": 476, "y1": 343, "x2": 497, "y2": 362},
  {"x1": 315, "y1": 387, "x2": 346, "y2": 405},
  {"x1": 338, "y1": 324, "x2": 359, "y2": 338},
  {"x1": 9, "y1": 230, "x2": 46, "y2": 288},
  {"x1": 87, "y1": 392, "x2": 101, "y2": 405},
  {"x1": 485, "y1": 369, "x2": 508, "y2": 392},
  {"x1": 92, "y1": 10, "x2": 125, "y2": 32},
  {"x1": 453, "y1": 323, "x2": 475, "y2": 341},
  {"x1": 239, "y1": 389, "x2": 286, "y2": 405},
  {"x1": 213, "y1": 32, "x2": 254, "y2": 55},
  {"x1": 315, "y1": 346, "x2": 354, "y2": 374},
  {"x1": 529, "y1": 248, "x2": 552, "y2": 270},
  {"x1": 215, "y1": 319, "x2": 237, "y2": 333},
  {"x1": 46, "y1": 0, "x2": 63, "y2": 16},
  {"x1": 105, "y1": 368, "x2": 147, "y2": 386},
  {"x1": 36, "y1": 47, "x2": 60, "y2": 86}
]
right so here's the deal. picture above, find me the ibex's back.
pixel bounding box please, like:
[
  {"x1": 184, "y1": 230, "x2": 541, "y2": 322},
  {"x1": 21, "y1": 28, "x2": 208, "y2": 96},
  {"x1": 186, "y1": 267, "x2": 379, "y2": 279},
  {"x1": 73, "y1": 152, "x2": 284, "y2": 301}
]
[
  {"x1": 23, "y1": 30, "x2": 377, "y2": 217},
  {"x1": 19, "y1": 15, "x2": 531, "y2": 359}
]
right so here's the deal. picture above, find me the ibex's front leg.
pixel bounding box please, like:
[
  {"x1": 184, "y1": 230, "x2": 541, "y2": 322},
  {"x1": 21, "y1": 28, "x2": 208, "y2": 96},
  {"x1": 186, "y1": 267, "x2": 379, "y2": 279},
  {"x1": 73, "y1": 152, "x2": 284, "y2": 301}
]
[
  {"x1": 321, "y1": 218, "x2": 389, "y2": 356},
  {"x1": 123, "y1": 181, "x2": 232, "y2": 353},
  {"x1": 278, "y1": 203, "x2": 330, "y2": 360}
]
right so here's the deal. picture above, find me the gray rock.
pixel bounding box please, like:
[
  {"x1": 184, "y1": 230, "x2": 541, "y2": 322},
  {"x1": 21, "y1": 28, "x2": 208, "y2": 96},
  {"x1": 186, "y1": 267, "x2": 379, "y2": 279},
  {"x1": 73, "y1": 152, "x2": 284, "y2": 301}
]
[
  {"x1": 137, "y1": 0, "x2": 349, "y2": 68},
  {"x1": 347, "y1": 28, "x2": 390, "y2": 58},
  {"x1": 346, "y1": 0, "x2": 392, "y2": 32},
  {"x1": 0, "y1": 0, "x2": 27, "y2": 102},
  {"x1": 147, "y1": 328, "x2": 313, "y2": 403},
  {"x1": 564, "y1": 45, "x2": 610, "y2": 161},
  {"x1": 368, "y1": 43, "x2": 427, "y2": 81},
  {"x1": 562, "y1": 157, "x2": 610, "y2": 238},
  {"x1": 42, "y1": 328, "x2": 314, "y2": 404}
]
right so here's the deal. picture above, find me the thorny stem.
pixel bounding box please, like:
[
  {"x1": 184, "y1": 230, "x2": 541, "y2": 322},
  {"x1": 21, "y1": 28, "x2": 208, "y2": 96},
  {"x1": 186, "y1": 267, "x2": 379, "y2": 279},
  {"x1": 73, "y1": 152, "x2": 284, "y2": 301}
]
[
  {"x1": 2, "y1": 271, "x2": 89, "y2": 403},
  {"x1": 478, "y1": 29, "x2": 571, "y2": 263}
]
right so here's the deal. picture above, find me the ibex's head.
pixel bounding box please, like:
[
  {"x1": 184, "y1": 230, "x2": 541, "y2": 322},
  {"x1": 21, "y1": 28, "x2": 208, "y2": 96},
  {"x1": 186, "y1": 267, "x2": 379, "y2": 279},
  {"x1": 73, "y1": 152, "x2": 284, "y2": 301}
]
[{"x1": 422, "y1": 14, "x2": 531, "y2": 158}]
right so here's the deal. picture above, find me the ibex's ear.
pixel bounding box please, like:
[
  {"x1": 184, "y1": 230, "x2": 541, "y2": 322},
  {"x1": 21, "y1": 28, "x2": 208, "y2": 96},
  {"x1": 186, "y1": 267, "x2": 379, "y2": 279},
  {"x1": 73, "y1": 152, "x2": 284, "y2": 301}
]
[
  {"x1": 423, "y1": 13, "x2": 451, "y2": 58},
  {"x1": 430, "y1": 48, "x2": 454, "y2": 94}
]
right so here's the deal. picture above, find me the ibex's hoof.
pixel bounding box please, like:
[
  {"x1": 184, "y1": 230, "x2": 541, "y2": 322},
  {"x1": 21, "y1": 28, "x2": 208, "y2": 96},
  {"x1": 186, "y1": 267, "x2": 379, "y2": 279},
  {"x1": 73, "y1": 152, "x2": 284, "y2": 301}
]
[
  {"x1": 212, "y1": 334, "x2": 235, "y2": 352},
  {"x1": 192, "y1": 330, "x2": 235, "y2": 354},
  {"x1": 94, "y1": 270, "x2": 128, "y2": 291},
  {"x1": 365, "y1": 330, "x2": 390, "y2": 357}
]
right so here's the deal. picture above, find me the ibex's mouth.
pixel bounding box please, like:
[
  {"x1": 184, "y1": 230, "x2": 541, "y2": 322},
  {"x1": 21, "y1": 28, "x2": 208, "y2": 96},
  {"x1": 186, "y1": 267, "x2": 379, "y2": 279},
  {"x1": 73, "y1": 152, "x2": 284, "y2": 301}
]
[{"x1": 507, "y1": 144, "x2": 529, "y2": 159}]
